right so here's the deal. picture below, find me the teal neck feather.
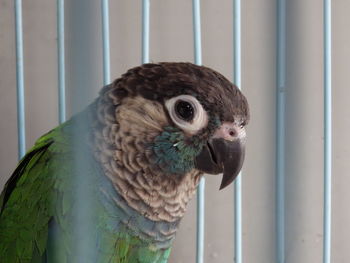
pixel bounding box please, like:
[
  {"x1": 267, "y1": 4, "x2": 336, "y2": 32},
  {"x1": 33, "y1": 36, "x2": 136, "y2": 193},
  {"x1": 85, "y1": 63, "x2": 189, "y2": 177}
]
[{"x1": 151, "y1": 126, "x2": 204, "y2": 175}]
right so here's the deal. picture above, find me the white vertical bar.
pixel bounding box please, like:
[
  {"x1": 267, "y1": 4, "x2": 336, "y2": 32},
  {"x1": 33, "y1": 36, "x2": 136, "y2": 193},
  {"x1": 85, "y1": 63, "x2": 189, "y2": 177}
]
[
  {"x1": 57, "y1": 0, "x2": 66, "y2": 123},
  {"x1": 233, "y1": 0, "x2": 242, "y2": 262},
  {"x1": 192, "y1": 0, "x2": 202, "y2": 66},
  {"x1": 196, "y1": 180, "x2": 205, "y2": 263},
  {"x1": 65, "y1": 1, "x2": 101, "y2": 260},
  {"x1": 276, "y1": 0, "x2": 286, "y2": 262},
  {"x1": 14, "y1": 0, "x2": 26, "y2": 159},
  {"x1": 323, "y1": 0, "x2": 332, "y2": 262},
  {"x1": 142, "y1": 0, "x2": 150, "y2": 64},
  {"x1": 192, "y1": 1, "x2": 204, "y2": 263},
  {"x1": 101, "y1": 0, "x2": 111, "y2": 85}
]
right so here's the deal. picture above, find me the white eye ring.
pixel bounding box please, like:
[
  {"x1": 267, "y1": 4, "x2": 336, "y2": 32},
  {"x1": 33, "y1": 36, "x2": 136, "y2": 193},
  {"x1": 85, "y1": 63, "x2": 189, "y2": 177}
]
[{"x1": 165, "y1": 95, "x2": 208, "y2": 135}]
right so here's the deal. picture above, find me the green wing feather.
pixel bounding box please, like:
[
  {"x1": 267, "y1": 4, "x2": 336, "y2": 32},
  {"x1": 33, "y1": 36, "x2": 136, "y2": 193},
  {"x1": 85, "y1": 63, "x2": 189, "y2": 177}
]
[
  {"x1": 0, "y1": 121, "x2": 74, "y2": 263},
  {"x1": 0, "y1": 116, "x2": 172, "y2": 263}
]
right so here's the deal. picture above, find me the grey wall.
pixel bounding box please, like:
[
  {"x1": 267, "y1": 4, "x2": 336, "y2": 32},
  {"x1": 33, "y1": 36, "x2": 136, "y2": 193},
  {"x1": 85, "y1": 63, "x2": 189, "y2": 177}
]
[{"x1": 0, "y1": 0, "x2": 349, "y2": 262}]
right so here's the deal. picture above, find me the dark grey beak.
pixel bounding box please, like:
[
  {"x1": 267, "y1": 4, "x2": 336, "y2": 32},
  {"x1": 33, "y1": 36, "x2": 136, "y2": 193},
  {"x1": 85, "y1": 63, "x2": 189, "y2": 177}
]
[{"x1": 194, "y1": 138, "x2": 245, "y2": 190}]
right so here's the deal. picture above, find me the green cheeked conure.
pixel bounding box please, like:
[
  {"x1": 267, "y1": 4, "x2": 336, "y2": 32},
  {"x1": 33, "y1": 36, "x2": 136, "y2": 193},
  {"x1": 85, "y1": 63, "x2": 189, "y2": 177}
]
[{"x1": 0, "y1": 62, "x2": 249, "y2": 263}]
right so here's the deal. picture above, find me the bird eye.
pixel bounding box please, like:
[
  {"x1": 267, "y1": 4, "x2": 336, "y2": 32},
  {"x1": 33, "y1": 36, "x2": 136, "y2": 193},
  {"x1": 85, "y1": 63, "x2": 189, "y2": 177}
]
[
  {"x1": 165, "y1": 95, "x2": 208, "y2": 134},
  {"x1": 175, "y1": 100, "x2": 194, "y2": 121}
]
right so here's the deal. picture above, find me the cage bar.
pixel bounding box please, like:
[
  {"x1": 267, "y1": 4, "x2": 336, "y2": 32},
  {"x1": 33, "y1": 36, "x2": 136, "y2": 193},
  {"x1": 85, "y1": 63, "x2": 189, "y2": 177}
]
[
  {"x1": 142, "y1": 0, "x2": 150, "y2": 64},
  {"x1": 57, "y1": 0, "x2": 66, "y2": 123},
  {"x1": 14, "y1": 0, "x2": 26, "y2": 159},
  {"x1": 101, "y1": 0, "x2": 111, "y2": 85},
  {"x1": 192, "y1": 1, "x2": 205, "y2": 263},
  {"x1": 323, "y1": 0, "x2": 332, "y2": 262},
  {"x1": 192, "y1": 0, "x2": 202, "y2": 66},
  {"x1": 233, "y1": 0, "x2": 242, "y2": 262},
  {"x1": 65, "y1": 1, "x2": 101, "y2": 260},
  {"x1": 276, "y1": 0, "x2": 286, "y2": 262}
]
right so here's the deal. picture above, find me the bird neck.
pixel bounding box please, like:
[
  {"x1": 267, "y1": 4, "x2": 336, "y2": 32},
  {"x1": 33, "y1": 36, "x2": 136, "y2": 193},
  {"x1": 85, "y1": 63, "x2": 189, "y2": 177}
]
[
  {"x1": 89, "y1": 95, "x2": 202, "y2": 223},
  {"x1": 97, "y1": 169, "x2": 181, "y2": 249}
]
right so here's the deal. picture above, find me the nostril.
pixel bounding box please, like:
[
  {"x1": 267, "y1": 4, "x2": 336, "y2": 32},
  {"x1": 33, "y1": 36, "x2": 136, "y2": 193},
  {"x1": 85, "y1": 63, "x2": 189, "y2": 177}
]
[
  {"x1": 213, "y1": 122, "x2": 242, "y2": 141},
  {"x1": 229, "y1": 130, "x2": 236, "y2": 137}
]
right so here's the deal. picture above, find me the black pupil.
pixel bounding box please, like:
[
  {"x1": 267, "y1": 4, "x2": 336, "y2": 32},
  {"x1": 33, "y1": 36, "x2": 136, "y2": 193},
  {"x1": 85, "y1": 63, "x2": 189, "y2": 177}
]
[{"x1": 175, "y1": 100, "x2": 194, "y2": 121}]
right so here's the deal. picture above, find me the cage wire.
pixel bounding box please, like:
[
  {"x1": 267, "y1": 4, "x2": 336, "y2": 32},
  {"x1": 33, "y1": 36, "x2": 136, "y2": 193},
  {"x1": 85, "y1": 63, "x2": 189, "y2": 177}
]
[{"x1": 10, "y1": 0, "x2": 333, "y2": 262}]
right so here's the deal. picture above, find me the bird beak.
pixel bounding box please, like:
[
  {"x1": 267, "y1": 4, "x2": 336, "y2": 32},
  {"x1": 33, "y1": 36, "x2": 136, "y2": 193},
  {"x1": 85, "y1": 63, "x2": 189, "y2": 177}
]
[{"x1": 194, "y1": 123, "x2": 246, "y2": 190}]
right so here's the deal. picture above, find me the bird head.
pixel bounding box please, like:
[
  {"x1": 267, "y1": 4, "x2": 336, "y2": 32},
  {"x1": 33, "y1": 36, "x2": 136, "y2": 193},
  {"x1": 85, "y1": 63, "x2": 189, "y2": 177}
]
[{"x1": 92, "y1": 62, "x2": 249, "y2": 221}]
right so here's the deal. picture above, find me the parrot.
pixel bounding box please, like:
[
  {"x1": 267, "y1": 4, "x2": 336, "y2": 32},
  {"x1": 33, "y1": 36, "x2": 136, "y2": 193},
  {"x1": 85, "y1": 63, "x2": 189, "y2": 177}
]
[{"x1": 0, "y1": 62, "x2": 249, "y2": 263}]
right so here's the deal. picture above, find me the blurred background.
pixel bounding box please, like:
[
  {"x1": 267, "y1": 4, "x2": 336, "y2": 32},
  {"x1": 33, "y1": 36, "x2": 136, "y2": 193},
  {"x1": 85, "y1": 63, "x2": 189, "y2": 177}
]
[{"x1": 0, "y1": 0, "x2": 349, "y2": 262}]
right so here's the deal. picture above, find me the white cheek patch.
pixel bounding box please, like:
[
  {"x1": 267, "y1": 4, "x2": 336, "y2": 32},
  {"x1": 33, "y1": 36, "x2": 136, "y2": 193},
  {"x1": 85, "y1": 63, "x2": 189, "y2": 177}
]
[{"x1": 165, "y1": 95, "x2": 208, "y2": 135}]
